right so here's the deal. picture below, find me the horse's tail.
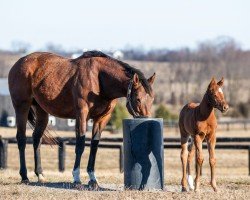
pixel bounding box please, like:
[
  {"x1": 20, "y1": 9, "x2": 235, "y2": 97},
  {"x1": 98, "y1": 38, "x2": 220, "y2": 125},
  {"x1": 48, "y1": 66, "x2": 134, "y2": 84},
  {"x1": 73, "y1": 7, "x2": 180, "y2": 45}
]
[{"x1": 28, "y1": 107, "x2": 58, "y2": 145}]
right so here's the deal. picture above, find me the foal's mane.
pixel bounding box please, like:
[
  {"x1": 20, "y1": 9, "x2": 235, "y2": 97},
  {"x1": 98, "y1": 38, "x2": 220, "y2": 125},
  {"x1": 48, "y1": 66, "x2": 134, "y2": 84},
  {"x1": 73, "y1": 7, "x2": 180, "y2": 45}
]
[{"x1": 80, "y1": 51, "x2": 153, "y2": 95}]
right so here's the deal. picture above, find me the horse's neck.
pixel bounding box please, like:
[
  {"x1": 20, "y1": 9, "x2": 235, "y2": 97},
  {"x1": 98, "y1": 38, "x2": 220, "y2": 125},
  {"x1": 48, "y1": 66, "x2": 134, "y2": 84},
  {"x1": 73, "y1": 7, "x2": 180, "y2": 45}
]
[
  {"x1": 100, "y1": 64, "x2": 131, "y2": 99},
  {"x1": 197, "y1": 92, "x2": 214, "y2": 120}
]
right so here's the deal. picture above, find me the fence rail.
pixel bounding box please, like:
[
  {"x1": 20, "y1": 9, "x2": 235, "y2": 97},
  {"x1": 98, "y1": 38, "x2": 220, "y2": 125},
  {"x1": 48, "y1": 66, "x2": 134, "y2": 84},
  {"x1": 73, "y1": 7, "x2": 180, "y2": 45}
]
[
  {"x1": 0, "y1": 136, "x2": 250, "y2": 175},
  {"x1": 164, "y1": 119, "x2": 250, "y2": 131}
]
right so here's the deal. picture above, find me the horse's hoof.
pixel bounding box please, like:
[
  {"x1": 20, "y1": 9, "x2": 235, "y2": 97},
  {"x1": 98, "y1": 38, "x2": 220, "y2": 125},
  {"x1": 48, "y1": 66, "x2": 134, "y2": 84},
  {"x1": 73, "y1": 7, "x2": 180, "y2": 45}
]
[
  {"x1": 38, "y1": 174, "x2": 46, "y2": 183},
  {"x1": 194, "y1": 188, "x2": 200, "y2": 193},
  {"x1": 21, "y1": 179, "x2": 30, "y2": 184},
  {"x1": 73, "y1": 181, "x2": 82, "y2": 185},
  {"x1": 88, "y1": 180, "x2": 99, "y2": 190},
  {"x1": 181, "y1": 187, "x2": 188, "y2": 192},
  {"x1": 213, "y1": 187, "x2": 218, "y2": 192}
]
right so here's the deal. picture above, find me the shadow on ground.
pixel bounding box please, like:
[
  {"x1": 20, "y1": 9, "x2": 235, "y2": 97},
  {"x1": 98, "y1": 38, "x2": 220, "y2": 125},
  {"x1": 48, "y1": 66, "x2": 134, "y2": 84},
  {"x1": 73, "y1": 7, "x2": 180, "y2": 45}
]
[{"x1": 25, "y1": 182, "x2": 117, "y2": 191}]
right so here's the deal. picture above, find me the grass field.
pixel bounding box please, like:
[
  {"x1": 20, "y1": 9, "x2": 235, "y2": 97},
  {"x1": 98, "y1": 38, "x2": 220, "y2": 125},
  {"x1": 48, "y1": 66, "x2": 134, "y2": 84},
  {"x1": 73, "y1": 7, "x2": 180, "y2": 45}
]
[{"x1": 0, "y1": 127, "x2": 250, "y2": 199}]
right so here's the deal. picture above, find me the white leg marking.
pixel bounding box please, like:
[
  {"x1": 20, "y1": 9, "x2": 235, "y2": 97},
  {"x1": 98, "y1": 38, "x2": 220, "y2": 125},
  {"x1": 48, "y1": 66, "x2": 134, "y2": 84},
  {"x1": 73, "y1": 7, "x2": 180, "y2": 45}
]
[
  {"x1": 72, "y1": 167, "x2": 81, "y2": 183},
  {"x1": 88, "y1": 171, "x2": 97, "y2": 182},
  {"x1": 38, "y1": 174, "x2": 45, "y2": 183},
  {"x1": 187, "y1": 175, "x2": 194, "y2": 190}
]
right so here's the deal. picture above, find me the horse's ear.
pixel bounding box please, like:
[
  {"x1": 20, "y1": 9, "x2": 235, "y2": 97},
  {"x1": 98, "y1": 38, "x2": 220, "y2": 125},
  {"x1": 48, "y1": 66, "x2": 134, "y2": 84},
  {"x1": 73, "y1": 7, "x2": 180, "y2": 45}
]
[
  {"x1": 208, "y1": 77, "x2": 217, "y2": 90},
  {"x1": 148, "y1": 73, "x2": 156, "y2": 85},
  {"x1": 217, "y1": 77, "x2": 224, "y2": 87},
  {"x1": 133, "y1": 73, "x2": 140, "y2": 88}
]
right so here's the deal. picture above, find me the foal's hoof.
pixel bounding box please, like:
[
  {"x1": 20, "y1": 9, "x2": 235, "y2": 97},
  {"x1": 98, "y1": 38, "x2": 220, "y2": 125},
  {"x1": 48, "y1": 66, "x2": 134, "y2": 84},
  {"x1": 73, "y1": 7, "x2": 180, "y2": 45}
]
[
  {"x1": 21, "y1": 179, "x2": 30, "y2": 184},
  {"x1": 213, "y1": 187, "x2": 218, "y2": 192},
  {"x1": 181, "y1": 187, "x2": 188, "y2": 192},
  {"x1": 38, "y1": 174, "x2": 46, "y2": 183},
  {"x1": 88, "y1": 180, "x2": 99, "y2": 190}
]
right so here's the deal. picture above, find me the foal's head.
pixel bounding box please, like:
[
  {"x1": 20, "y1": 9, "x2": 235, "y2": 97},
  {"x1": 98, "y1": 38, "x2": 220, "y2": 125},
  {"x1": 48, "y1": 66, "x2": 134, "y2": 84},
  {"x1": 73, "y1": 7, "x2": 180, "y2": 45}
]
[
  {"x1": 207, "y1": 77, "x2": 229, "y2": 113},
  {"x1": 126, "y1": 73, "x2": 156, "y2": 117}
]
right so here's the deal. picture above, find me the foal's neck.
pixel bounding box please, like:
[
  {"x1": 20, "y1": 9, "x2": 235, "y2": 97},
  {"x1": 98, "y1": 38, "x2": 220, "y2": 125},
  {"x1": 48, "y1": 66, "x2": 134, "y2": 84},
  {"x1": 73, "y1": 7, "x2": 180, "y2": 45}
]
[{"x1": 197, "y1": 91, "x2": 214, "y2": 120}]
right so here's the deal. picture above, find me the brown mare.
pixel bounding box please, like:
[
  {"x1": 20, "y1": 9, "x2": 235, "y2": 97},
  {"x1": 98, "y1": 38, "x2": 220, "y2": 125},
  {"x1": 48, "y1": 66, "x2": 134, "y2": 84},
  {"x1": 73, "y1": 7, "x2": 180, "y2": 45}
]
[
  {"x1": 8, "y1": 51, "x2": 155, "y2": 188},
  {"x1": 179, "y1": 77, "x2": 229, "y2": 192}
]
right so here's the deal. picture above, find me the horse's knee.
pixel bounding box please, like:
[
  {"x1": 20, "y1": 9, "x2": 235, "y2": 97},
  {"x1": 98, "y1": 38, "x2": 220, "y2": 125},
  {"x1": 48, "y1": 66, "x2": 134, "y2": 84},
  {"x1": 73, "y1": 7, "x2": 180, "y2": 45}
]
[
  {"x1": 209, "y1": 157, "x2": 216, "y2": 166},
  {"x1": 180, "y1": 150, "x2": 188, "y2": 160},
  {"x1": 75, "y1": 135, "x2": 86, "y2": 154},
  {"x1": 197, "y1": 156, "x2": 204, "y2": 166},
  {"x1": 16, "y1": 135, "x2": 26, "y2": 151}
]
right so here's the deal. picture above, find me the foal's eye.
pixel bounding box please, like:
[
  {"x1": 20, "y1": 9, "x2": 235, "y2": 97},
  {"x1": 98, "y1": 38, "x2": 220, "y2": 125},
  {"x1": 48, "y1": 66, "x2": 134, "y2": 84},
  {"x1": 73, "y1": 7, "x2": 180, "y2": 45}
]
[{"x1": 136, "y1": 99, "x2": 141, "y2": 103}]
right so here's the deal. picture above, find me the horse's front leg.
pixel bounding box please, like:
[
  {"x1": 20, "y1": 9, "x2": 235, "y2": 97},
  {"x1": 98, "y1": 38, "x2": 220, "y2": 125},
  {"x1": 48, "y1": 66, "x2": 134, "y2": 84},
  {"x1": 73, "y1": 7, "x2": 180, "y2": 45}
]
[
  {"x1": 87, "y1": 100, "x2": 116, "y2": 190},
  {"x1": 207, "y1": 134, "x2": 217, "y2": 192},
  {"x1": 194, "y1": 134, "x2": 204, "y2": 192},
  {"x1": 87, "y1": 112, "x2": 113, "y2": 190},
  {"x1": 72, "y1": 103, "x2": 88, "y2": 184}
]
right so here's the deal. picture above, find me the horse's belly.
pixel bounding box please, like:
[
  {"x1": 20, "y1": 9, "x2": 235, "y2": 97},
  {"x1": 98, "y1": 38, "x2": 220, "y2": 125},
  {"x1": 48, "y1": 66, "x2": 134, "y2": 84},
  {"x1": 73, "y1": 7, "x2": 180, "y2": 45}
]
[
  {"x1": 32, "y1": 81, "x2": 75, "y2": 118},
  {"x1": 31, "y1": 63, "x2": 77, "y2": 118},
  {"x1": 33, "y1": 91, "x2": 75, "y2": 118}
]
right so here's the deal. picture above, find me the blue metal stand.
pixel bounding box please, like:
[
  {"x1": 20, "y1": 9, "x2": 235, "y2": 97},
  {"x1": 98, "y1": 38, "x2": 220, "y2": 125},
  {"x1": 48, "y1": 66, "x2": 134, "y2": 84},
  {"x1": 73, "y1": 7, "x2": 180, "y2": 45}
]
[{"x1": 123, "y1": 118, "x2": 164, "y2": 190}]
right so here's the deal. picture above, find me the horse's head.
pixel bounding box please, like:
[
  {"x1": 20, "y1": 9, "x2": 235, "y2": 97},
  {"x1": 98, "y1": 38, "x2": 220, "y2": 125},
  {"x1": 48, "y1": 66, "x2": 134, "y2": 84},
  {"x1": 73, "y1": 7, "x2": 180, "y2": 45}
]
[
  {"x1": 207, "y1": 77, "x2": 229, "y2": 113},
  {"x1": 126, "y1": 73, "x2": 156, "y2": 117}
]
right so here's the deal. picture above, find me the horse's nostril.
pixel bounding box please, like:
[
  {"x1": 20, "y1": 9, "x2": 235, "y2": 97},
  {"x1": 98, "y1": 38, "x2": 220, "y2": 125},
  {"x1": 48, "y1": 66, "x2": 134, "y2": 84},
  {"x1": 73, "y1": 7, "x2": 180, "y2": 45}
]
[{"x1": 223, "y1": 105, "x2": 229, "y2": 111}]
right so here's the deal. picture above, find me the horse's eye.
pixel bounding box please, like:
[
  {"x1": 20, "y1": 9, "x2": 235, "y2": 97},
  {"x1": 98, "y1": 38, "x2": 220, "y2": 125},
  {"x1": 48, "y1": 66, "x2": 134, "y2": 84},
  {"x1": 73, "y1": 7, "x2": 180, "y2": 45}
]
[{"x1": 137, "y1": 99, "x2": 141, "y2": 103}]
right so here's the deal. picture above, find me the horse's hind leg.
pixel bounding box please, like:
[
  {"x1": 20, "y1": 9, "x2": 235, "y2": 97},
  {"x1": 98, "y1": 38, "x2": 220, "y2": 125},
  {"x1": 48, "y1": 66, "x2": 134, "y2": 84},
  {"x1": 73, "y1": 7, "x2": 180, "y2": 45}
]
[
  {"x1": 180, "y1": 133, "x2": 189, "y2": 192},
  {"x1": 32, "y1": 104, "x2": 48, "y2": 183},
  {"x1": 14, "y1": 102, "x2": 31, "y2": 183},
  {"x1": 187, "y1": 137, "x2": 195, "y2": 190}
]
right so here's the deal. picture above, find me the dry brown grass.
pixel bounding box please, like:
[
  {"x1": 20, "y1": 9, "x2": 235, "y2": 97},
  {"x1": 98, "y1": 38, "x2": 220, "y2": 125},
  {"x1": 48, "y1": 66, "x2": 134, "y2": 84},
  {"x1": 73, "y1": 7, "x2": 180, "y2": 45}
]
[{"x1": 0, "y1": 127, "x2": 250, "y2": 199}]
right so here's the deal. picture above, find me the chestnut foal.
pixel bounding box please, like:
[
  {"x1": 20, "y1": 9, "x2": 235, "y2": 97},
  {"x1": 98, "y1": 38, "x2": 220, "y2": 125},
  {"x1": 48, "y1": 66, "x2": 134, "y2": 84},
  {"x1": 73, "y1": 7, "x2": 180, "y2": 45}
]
[{"x1": 179, "y1": 77, "x2": 229, "y2": 192}]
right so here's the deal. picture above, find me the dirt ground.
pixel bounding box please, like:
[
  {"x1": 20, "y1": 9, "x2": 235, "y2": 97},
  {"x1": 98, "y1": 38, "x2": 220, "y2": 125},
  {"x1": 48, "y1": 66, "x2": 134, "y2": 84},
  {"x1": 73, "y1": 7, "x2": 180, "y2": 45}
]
[{"x1": 0, "y1": 127, "x2": 250, "y2": 199}]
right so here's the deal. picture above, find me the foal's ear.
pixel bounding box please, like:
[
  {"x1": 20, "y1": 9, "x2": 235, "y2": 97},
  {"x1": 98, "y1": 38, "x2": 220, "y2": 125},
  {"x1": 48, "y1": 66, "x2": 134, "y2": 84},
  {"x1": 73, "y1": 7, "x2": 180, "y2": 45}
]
[
  {"x1": 208, "y1": 77, "x2": 217, "y2": 89},
  {"x1": 133, "y1": 73, "x2": 140, "y2": 88},
  {"x1": 148, "y1": 73, "x2": 156, "y2": 85},
  {"x1": 217, "y1": 77, "x2": 224, "y2": 87}
]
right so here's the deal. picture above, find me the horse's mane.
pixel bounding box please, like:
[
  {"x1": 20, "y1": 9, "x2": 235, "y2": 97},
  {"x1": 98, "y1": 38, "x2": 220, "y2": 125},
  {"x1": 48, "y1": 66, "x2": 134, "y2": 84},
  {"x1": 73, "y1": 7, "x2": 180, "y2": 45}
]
[{"x1": 80, "y1": 51, "x2": 153, "y2": 95}]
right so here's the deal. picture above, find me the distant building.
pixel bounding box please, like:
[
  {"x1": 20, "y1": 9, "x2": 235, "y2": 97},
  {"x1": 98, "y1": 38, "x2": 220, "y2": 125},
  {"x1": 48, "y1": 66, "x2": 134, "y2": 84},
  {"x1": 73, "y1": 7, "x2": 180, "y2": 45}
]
[{"x1": 113, "y1": 50, "x2": 124, "y2": 59}]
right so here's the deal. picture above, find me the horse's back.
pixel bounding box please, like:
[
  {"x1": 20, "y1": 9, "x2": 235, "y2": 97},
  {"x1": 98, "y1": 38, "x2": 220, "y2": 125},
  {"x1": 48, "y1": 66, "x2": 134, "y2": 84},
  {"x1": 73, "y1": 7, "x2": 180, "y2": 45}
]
[{"x1": 8, "y1": 52, "x2": 77, "y2": 117}]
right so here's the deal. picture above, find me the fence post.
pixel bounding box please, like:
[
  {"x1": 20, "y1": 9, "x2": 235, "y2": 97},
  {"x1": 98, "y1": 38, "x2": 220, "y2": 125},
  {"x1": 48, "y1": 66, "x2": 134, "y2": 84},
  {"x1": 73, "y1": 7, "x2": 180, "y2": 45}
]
[
  {"x1": 248, "y1": 147, "x2": 250, "y2": 176},
  {"x1": 0, "y1": 137, "x2": 8, "y2": 169},
  {"x1": 119, "y1": 145, "x2": 124, "y2": 173},
  {"x1": 244, "y1": 122, "x2": 247, "y2": 131},
  {"x1": 227, "y1": 123, "x2": 230, "y2": 131},
  {"x1": 58, "y1": 141, "x2": 66, "y2": 172}
]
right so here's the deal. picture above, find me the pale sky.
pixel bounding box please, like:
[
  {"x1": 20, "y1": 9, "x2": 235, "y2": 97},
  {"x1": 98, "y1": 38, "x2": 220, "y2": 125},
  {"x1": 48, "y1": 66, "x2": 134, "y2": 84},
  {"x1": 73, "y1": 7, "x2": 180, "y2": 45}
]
[{"x1": 0, "y1": 0, "x2": 249, "y2": 51}]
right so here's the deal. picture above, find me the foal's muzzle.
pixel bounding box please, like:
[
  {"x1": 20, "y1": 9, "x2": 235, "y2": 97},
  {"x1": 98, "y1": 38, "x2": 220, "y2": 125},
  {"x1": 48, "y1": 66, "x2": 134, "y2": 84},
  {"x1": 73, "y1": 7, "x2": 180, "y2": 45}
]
[{"x1": 221, "y1": 104, "x2": 229, "y2": 113}]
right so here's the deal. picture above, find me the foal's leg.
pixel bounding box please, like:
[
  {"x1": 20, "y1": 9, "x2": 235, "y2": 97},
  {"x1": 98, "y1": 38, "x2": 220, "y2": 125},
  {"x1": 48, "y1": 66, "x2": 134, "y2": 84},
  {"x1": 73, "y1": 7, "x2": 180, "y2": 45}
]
[
  {"x1": 180, "y1": 134, "x2": 189, "y2": 192},
  {"x1": 14, "y1": 103, "x2": 31, "y2": 183},
  {"x1": 32, "y1": 105, "x2": 48, "y2": 183},
  {"x1": 207, "y1": 134, "x2": 217, "y2": 192},
  {"x1": 72, "y1": 103, "x2": 88, "y2": 184},
  {"x1": 187, "y1": 138, "x2": 195, "y2": 190},
  {"x1": 194, "y1": 134, "x2": 204, "y2": 192}
]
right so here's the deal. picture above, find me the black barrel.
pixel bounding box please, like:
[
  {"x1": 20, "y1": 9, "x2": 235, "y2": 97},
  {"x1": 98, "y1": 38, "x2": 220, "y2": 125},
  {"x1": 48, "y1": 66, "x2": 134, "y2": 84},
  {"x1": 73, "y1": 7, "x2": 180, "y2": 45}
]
[{"x1": 123, "y1": 118, "x2": 164, "y2": 190}]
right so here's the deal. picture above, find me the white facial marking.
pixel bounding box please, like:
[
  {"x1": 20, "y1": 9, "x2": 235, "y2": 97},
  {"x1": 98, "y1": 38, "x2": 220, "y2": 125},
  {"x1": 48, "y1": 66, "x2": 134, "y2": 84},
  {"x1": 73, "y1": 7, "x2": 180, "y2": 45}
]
[
  {"x1": 88, "y1": 171, "x2": 97, "y2": 181},
  {"x1": 218, "y1": 87, "x2": 223, "y2": 94},
  {"x1": 72, "y1": 167, "x2": 81, "y2": 183},
  {"x1": 187, "y1": 175, "x2": 194, "y2": 190}
]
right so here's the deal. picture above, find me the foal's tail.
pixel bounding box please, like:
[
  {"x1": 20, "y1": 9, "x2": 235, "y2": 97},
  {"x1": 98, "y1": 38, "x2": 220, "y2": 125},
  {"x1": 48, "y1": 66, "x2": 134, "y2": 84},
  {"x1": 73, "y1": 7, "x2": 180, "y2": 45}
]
[{"x1": 28, "y1": 107, "x2": 58, "y2": 145}]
